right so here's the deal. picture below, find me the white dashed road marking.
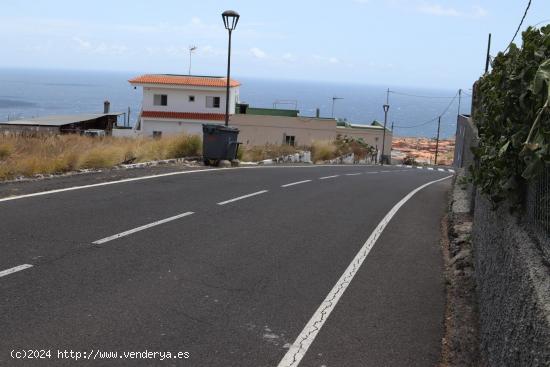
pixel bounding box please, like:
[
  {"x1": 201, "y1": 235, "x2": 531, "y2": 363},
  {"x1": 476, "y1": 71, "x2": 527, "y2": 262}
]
[
  {"x1": 345, "y1": 173, "x2": 362, "y2": 176},
  {"x1": 93, "y1": 212, "x2": 195, "y2": 245},
  {"x1": 0, "y1": 264, "x2": 33, "y2": 278},
  {"x1": 277, "y1": 175, "x2": 453, "y2": 367},
  {"x1": 217, "y1": 190, "x2": 269, "y2": 206},
  {"x1": 282, "y1": 180, "x2": 312, "y2": 188},
  {"x1": 319, "y1": 175, "x2": 340, "y2": 180}
]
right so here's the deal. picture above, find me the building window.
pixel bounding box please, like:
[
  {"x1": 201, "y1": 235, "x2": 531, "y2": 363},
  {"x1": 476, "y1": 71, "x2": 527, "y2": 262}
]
[
  {"x1": 189, "y1": 96, "x2": 195, "y2": 102},
  {"x1": 284, "y1": 135, "x2": 296, "y2": 146},
  {"x1": 206, "y1": 96, "x2": 221, "y2": 108},
  {"x1": 154, "y1": 94, "x2": 168, "y2": 106}
]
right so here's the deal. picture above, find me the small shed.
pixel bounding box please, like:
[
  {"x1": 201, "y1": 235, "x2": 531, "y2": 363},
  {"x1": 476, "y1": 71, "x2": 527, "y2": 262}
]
[{"x1": 0, "y1": 113, "x2": 123, "y2": 135}]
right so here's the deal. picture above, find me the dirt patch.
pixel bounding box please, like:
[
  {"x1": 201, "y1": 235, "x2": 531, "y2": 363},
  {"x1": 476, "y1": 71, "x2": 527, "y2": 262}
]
[{"x1": 440, "y1": 210, "x2": 485, "y2": 366}]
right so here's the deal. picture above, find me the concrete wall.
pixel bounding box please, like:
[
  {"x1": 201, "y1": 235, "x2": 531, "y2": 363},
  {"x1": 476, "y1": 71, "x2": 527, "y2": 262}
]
[
  {"x1": 0, "y1": 125, "x2": 60, "y2": 135},
  {"x1": 135, "y1": 114, "x2": 392, "y2": 156},
  {"x1": 142, "y1": 86, "x2": 238, "y2": 115},
  {"x1": 454, "y1": 115, "x2": 478, "y2": 168},
  {"x1": 472, "y1": 194, "x2": 550, "y2": 366},
  {"x1": 229, "y1": 114, "x2": 336, "y2": 146},
  {"x1": 141, "y1": 119, "x2": 204, "y2": 136}
]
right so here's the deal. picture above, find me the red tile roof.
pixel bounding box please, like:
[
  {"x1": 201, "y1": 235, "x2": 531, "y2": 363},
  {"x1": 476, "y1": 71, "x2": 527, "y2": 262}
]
[
  {"x1": 142, "y1": 111, "x2": 226, "y2": 121},
  {"x1": 129, "y1": 74, "x2": 240, "y2": 88}
]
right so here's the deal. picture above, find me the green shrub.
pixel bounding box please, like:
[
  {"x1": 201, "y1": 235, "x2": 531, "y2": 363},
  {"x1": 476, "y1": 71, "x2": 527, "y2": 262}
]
[{"x1": 471, "y1": 25, "x2": 550, "y2": 207}]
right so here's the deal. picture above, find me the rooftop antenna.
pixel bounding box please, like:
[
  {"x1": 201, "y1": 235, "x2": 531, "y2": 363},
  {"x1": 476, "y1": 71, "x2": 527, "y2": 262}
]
[{"x1": 189, "y1": 45, "x2": 197, "y2": 75}]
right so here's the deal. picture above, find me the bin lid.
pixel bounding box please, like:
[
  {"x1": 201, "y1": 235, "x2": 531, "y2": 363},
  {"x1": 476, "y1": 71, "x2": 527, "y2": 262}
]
[{"x1": 202, "y1": 123, "x2": 239, "y2": 133}]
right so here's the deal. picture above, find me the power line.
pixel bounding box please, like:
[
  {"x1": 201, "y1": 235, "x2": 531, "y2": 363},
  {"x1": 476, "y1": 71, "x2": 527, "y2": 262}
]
[
  {"x1": 504, "y1": 0, "x2": 532, "y2": 54},
  {"x1": 394, "y1": 116, "x2": 439, "y2": 129},
  {"x1": 393, "y1": 90, "x2": 459, "y2": 129},
  {"x1": 388, "y1": 90, "x2": 456, "y2": 99}
]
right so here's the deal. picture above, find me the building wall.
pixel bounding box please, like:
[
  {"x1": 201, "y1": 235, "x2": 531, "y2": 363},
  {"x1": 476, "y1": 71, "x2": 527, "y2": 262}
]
[
  {"x1": 142, "y1": 86, "x2": 239, "y2": 115},
  {"x1": 0, "y1": 125, "x2": 61, "y2": 135},
  {"x1": 230, "y1": 114, "x2": 336, "y2": 146},
  {"x1": 138, "y1": 114, "x2": 392, "y2": 157},
  {"x1": 141, "y1": 118, "x2": 205, "y2": 136}
]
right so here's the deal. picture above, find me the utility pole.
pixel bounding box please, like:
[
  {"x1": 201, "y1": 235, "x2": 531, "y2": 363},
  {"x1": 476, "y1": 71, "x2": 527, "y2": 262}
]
[
  {"x1": 485, "y1": 33, "x2": 492, "y2": 74},
  {"x1": 331, "y1": 97, "x2": 344, "y2": 118},
  {"x1": 188, "y1": 46, "x2": 197, "y2": 75},
  {"x1": 434, "y1": 116, "x2": 441, "y2": 166},
  {"x1": 390, "y1": 121, "x2": 394, "y2": 161}
]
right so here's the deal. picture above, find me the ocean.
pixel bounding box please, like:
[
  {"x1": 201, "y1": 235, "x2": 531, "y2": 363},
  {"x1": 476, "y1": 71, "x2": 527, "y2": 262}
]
[{"x1": 0, "y1": 68, "x2": 471, "y2": 139}]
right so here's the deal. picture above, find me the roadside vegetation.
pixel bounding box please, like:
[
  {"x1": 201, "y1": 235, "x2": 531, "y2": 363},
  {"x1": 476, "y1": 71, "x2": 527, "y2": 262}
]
[
  {"x1": 0, "y1": 134, "x2": 201, "y2": 180},
  {"x1": 238, "y1": 135, "x2": 376, "y2": 163},
  {"x1": 0, "y1": 133, "x2": 377, "y2": 180},
  {"x1": 471, "y1": 25, "x2": 550, "y2": 207}
]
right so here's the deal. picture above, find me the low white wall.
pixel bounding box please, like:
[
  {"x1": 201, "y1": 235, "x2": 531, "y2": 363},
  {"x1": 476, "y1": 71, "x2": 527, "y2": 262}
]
[{"x1": 112, "y1": 129, "x2": 143, "y2": 138}]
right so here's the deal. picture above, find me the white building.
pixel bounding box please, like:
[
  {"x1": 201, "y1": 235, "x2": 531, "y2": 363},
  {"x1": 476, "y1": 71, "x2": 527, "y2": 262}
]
[{"x1": 129, "y1": 74, "x2": 240, "y2": 136}]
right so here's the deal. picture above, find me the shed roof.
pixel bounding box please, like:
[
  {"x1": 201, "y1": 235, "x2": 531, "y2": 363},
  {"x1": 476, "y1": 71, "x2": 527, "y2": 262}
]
[
  {"x1": 0, "y1": 113, "x2": 123, "y2": 127},
  {"x1": 129, "y1": 74, "x2": 240, "y2": 88}
]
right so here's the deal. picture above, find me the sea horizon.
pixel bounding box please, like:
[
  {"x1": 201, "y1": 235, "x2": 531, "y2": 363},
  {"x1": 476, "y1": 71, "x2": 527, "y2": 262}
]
[{"x1": 0, "y1": 67, "x2": 471, "y2": 139}]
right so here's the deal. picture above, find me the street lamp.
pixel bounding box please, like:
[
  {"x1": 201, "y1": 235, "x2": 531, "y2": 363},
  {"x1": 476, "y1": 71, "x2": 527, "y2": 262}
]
[
  {"x1": 381, "y1": 103, "x2": 390, "y2": 165},
  {"x1": 188, "y1": 45, "x2": 197, "y2": 75},
  {"x1": 222, "y1": 10, "x2": 240, "y2": 126}
]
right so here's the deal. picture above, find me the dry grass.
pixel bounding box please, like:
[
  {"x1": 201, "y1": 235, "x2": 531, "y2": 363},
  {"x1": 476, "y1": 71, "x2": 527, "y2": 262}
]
[
  {"x1": 0, "y1": 133, "x2": 202, "y2": 180},
  {"x1": 311, "y1": 141, "x2": 337, "y2": 162}
]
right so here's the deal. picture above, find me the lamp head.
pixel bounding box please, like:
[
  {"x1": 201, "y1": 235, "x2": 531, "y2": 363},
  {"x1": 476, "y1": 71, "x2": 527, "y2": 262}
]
[
  {"x1": 383, "y1": 104, "x2": 390, "y2": 112},
  {"x1": 222, "y1": 10, "x2": 240, "y2": 31}
]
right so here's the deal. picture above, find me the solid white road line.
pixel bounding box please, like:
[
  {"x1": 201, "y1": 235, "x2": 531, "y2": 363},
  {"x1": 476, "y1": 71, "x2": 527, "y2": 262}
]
[
  {"x1": 217, "y1": 190, "x2": 269, "y2": 206},
  {"x1": 93, "y1": 212, "x2": 195, "y2": 245},
  {"x1": 345, "y1": 173, "x2": 362, "y2": 176},
  {"x1": 0, "y1": 165, "x2": 381, "y2": 204},
  {"x1": 277, "y1": 175, "x2": 453, "y2": 367},
  {"x1": 282, "y1": 180, "x2": 312, "y2": 188},
  {"x1": 0, "y1": 264, "x2": 33, "y2": 278},
  {"x1": 319, "y1": 175, "x2": 340, "y2": 180}
]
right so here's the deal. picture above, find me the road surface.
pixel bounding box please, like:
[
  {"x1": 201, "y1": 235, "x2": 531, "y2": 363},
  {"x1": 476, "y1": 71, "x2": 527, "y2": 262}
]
[{"x1": 0, "y1": 164, "x2": 452, "y2": 366}]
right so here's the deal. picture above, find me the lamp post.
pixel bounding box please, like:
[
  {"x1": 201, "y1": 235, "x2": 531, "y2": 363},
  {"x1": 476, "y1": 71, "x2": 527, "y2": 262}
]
[
  {"x1": 381, "y1": 103, "x2": 390, "y2": 165},
  {"x1": 222, "y1": 10, "x2": 240, "y2": 126},
  {"x1": 188, "y1": 45, "x2": 197, "y2": 75}
]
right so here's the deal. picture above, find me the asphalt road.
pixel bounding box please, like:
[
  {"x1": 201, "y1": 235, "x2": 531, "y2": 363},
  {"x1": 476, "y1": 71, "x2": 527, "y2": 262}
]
[{"x1": 0, "y1": 164, "x2": 452, "y2": 366}]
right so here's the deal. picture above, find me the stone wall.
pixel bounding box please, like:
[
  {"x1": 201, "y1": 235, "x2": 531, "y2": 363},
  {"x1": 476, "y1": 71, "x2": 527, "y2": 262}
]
[{"x1": 472, "y1": 194, "x2": 550, "y2": 366}]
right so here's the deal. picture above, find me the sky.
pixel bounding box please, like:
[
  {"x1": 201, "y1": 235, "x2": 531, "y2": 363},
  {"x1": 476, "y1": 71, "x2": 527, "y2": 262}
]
[{"x1": 0, "y1": 0, "x2": 548, "y2": 89}]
